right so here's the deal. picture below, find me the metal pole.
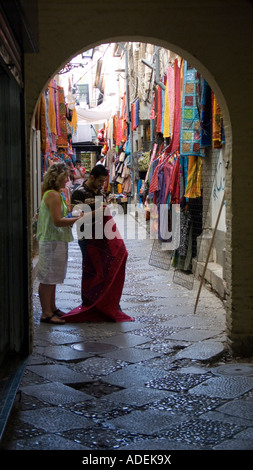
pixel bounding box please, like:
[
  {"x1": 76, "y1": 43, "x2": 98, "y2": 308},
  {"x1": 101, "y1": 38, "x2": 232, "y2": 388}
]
[{"x1": 194, "y1": 191, "x2": 226, "y2": 314}]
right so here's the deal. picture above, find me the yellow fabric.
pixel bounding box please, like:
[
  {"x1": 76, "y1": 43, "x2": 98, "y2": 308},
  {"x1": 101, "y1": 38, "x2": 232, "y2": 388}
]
[
  {"x1": 48, "y1": 85, "x2": 57, "y2": 135},
  {"x1": 184, "y1": 156, "x2": 203, "y2": 198},
  {"x1": 71, "y1": 107, "x2": 78, "y2": 134},
  {"x1": 212, "y1": 92, "x2": 223, "y2": 148},
  {"x1": 163, "y1": 79, "x2": 170, "y2": 138}
]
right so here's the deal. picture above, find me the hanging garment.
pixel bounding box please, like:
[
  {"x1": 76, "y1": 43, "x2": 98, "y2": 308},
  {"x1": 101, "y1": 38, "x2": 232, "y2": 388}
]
[
  {"x1": 116, "y1": 117, "x2": 122, "y2": 146},
  {"x1": 212, "y1": 91, "x2": 223, "y2": 148},
  {"x1": 156, "y1": 85, "x2": 163, "y2": 133},
  {"x1": 180, "y1": 61, "x2": 205, "y2": 157},
  {"x1": 167, "y1": 66, "x2": 175, "y2": 137},
  {"x1": 163, "y1": 75, "x2": 170, "y2": 138},
  {"x1": 163, "y1": 157, "x2": 175, "y2": 204},
  {"x1": 170, "y1": 155, "x2": 181, "y2": 204},
  {"x1": 35, "y1": 93, "x2": 47, "y2": 155},
  {"x1": 200, "y1": 79, "x2": 212, "y2": 147},
  {"x1": 56, "y1": 86, "x2": 68, "y2": 148},
  {"x1": 55, "y1": 84, "x2": 61, "y2": 136},
  {"x1": 184, "y1": 156, "x2": 203, "y2": 198},
  {"x1": 167, "y1": 59, "x2": 182, "y2": 154},
  {"x1": 48, "y1": 81, "x2": 57, "y2": 135}
]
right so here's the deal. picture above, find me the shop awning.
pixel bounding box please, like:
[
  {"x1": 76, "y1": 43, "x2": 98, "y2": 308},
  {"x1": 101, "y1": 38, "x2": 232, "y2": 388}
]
[{"x1": 76, "y1": 96, "x2": 117, "y2": 125}]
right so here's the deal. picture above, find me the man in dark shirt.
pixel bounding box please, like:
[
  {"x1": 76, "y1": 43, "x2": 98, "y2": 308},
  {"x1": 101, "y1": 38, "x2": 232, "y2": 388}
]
[
  {"x1": 71, "y1": 164, "x2": 108, "y2": 252},
  {"x1": 64, "y1": 163, "x2": 133, "y2": 323}
]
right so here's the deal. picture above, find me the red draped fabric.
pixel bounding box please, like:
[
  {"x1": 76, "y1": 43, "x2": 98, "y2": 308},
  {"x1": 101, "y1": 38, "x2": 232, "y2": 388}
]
[{"x1": 64, "y1": 214, "x2": 134, "y2": 323}]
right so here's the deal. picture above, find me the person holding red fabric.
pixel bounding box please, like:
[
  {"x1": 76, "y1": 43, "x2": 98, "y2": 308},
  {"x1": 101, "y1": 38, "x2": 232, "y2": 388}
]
[{"x1": 63, "y1": 164, "x2": 133, "y2": 323}]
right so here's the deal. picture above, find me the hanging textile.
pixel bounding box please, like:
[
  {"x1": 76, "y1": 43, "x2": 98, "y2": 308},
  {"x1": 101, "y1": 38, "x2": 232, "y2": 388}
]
[
  {"x1": 71, "y1": 107, "x2": 78, "y2": 135},
  {"x1": 131, "y1": 101, "x2": 135, "y2": 131},
  {"x1": 131, "y1": 98, "x2": 139, "y2": 131},
  {"x1": 36, "y1": 93, "x2": 47, "y2": 155},
  {"x1": 170, "y1": 154, "x2": 181, "y2": 204},
  {"x1": 200, "y1": 79, "x2": 212, "y2": 147},
  {"x1": 44, "y1": 91, "x2": 54, "y2": 153},
  {"x1": 167, "y1": 59, "x2": 182, "y2": 154},
  {"x1": 184, "y1": 156, "x2": 203, "y2": 198},
  {"x1": 167, "y1": 66, "x2": 175, "y2": 137},
  {"x1": 116, "y1": 116, "x2": 123, "y2": 146},
  {"x1": 56, "y1": 86, "x2": 68, "y2": 148},
  {"x1": 48, "y1": 81, "x2": 57, "y2": 136},
  {"x1": 212, "y1": 91, "x2": 223, "y2": 148},
  {"x1": 180, "y1": 61, "x2": 205, "y2": 157},
  {"x1": 135, "y1": 98, "x2": 139, "y2": 128},
  {"x1": 156, "y1": 86, "x2": 163, "y2": 133},
  {"x1": 54, "y1": 83, "x2": 61, "y2": 136},
  {"x1": 163, "y1": 75, "x2": 170, "y2": 138}
]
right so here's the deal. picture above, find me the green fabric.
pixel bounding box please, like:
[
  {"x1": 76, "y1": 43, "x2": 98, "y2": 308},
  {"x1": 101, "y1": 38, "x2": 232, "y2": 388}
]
[{"x1": 37, "y1": 190, "x2": 73, "y2": 242}]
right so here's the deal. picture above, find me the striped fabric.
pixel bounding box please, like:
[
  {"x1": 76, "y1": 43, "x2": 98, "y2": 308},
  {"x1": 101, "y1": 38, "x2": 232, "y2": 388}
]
[{"x1": 184, "y1": 156, "x2": 203, "y2": 199}]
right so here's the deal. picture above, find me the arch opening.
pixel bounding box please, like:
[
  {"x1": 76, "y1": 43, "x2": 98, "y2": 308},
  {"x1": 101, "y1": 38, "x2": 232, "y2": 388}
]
[{"x1": 30, "y1": 38, "x2": 231, "y2": 347}]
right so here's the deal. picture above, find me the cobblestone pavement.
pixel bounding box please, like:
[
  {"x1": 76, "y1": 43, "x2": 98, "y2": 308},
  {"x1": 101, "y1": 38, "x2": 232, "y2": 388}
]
[{"x1": 1, "y1": 214, "x2": 253, "y2": 454}]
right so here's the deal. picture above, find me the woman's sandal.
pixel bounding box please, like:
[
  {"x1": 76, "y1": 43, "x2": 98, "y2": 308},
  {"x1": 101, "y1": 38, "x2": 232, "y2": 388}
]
[
  {"x1": 40, "y1": 314, "x2": 65, "y2": 324},
  {"x1": 53, "y1": 309, "x2": 65, "y2": 318}
]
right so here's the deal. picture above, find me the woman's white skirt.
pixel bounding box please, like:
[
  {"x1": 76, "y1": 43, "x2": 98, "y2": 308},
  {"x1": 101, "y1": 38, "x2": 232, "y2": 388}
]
[{"x1": 37, "y1": 241, "x2": 68, "y2": 284}]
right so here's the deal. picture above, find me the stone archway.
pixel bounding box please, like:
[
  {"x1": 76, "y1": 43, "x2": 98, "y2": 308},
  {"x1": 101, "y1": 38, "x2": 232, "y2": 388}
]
[{"x1": 24, "y1": 0, "x2": 253, "y2": 356}]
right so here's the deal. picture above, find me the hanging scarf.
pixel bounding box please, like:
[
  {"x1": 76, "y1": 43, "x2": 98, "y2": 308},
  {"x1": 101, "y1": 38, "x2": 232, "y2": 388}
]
[
  {"x1": 38, "y1": 93, "x2": 47, "y2": 155},
  {"x1": 48, "y1": 81, "x2": 57, "y2": 135},
  {"x1": 200, "y1": 79, "x2": 212, "y2": 147},
  {"x1": 184, "y1": 155, "x2": 203, "y2": 198},
  {"x1": 212, "y1": 91, "x2": 223, "y2": 148},
  {"x1": 163, "y1": 75, "x2": 170, "y2": 138},
  {"x1": 167, "y1": 66, "x2": 175, "y2": 137},
  {"x1": 56, "y1": 86, "x2": 68, "y2": 148},
  {"x1": 180, "y1": 60, "x2": 205, "y2": 157}
]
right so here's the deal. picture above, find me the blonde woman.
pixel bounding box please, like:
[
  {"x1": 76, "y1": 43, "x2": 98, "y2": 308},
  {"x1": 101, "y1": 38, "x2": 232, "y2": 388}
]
[{"x1": 37, "y1": 162, "x2": 81, "y2": 324}]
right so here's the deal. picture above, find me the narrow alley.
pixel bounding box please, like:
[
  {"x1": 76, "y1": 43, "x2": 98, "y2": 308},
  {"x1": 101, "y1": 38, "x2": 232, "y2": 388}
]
[{"x1": 1, "y1": 213, "x2": 253, "y2": 454}]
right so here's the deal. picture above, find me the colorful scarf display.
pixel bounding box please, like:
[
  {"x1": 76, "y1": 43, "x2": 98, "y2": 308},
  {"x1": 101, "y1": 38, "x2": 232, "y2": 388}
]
[{"x1": 180, "y1": 61, "x2": 205, "y2": 157}]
